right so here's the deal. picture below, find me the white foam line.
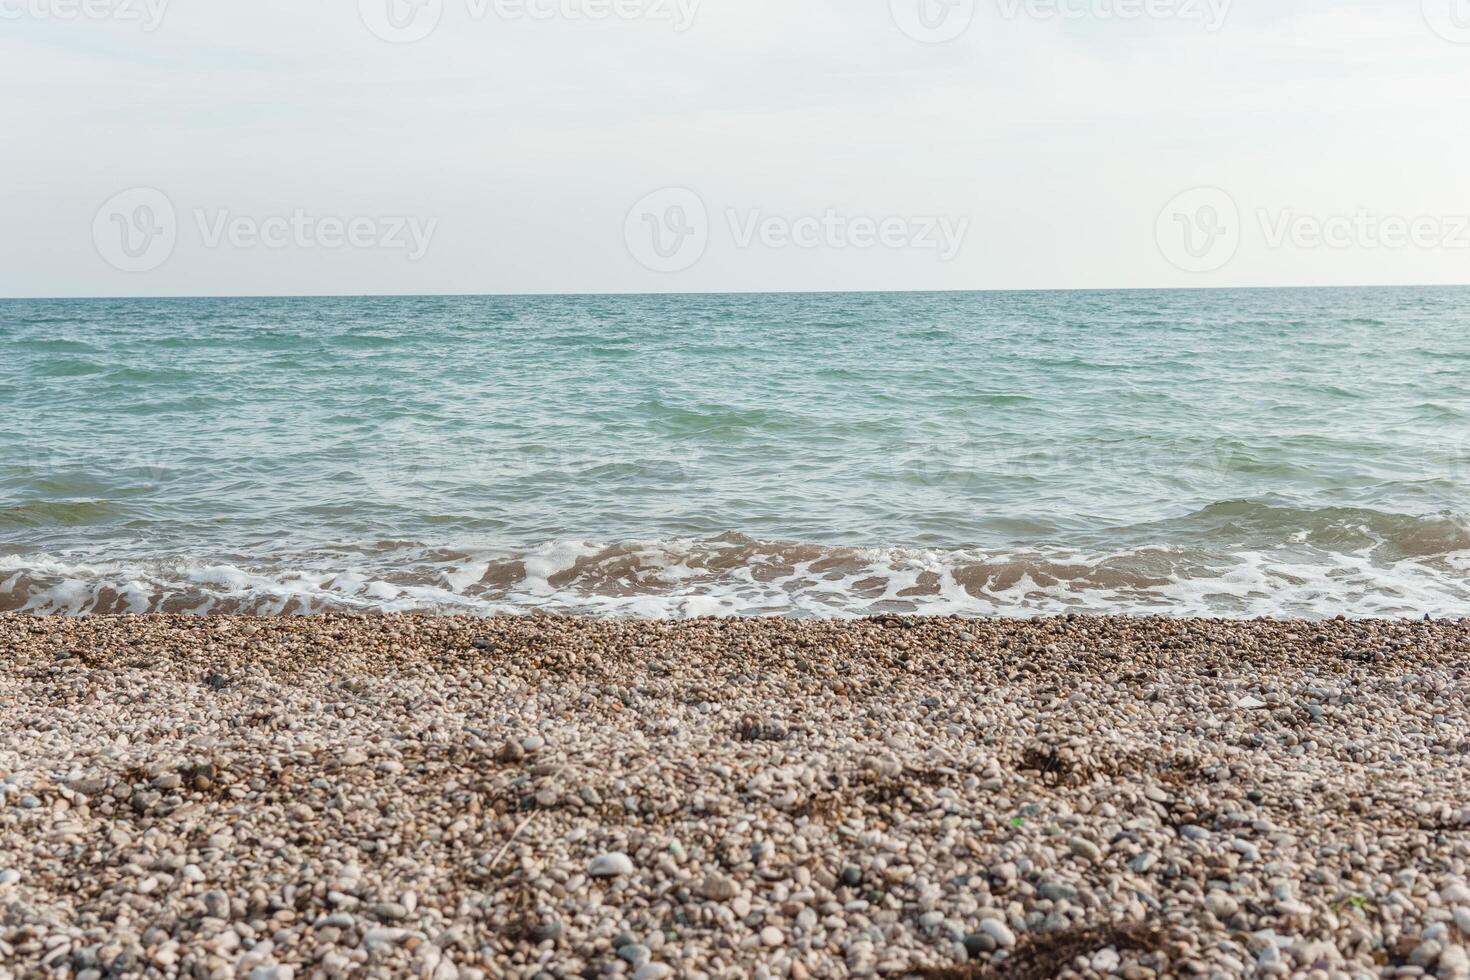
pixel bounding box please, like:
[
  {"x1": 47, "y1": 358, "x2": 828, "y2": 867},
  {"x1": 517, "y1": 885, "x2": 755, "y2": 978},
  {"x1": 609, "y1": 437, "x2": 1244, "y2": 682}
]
[{"x1": 2, "y1": 539, "x2": 1469, "y2": 619}]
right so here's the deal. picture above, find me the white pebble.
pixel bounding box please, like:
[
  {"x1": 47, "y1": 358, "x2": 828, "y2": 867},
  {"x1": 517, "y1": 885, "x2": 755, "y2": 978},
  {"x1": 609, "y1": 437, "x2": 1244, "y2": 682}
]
[
  {"x1": 588, "y1": 853, "x2": 635, "y2": 877},
  {"x1": 979, "y1": 918, "x2": 1016, "y2": 948}
]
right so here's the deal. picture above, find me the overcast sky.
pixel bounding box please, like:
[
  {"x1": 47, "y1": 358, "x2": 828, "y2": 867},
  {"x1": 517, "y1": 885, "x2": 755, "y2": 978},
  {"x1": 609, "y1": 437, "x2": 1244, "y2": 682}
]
[{"x1": 3, "y1": 0, "x2": 1469, "y2": 297}]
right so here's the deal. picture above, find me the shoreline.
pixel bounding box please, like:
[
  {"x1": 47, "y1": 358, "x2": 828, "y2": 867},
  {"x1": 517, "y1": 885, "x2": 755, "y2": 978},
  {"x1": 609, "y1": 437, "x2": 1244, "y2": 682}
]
[{"x1": 3, "y1": 614, "x2": 1469, "y2": 978}]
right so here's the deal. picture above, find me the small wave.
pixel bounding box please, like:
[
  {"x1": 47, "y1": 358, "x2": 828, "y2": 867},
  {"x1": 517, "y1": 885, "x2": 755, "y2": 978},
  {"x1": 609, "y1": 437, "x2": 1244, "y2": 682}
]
[
  {"x1": 638, "y1": 400, "x2": 794, "y2": 436},
  {"x1": 1132, "y1": 501, "x2": 1470, "y2": 559},
  {"x1": 100, "y1": 365, "x2": 198, "y2": 385},
  {"x1": 34, "y1": 359, "x2": 105, "y2": 378},
  {"x1": 0, "y1": 500, "x2": 115, "y2": 529},
  {"x1": 4, "y1": 526, "x2": 1468, "y2": 619},
  {"x1": 13, "y1": 338, "x2": 99, "y2": 354}
]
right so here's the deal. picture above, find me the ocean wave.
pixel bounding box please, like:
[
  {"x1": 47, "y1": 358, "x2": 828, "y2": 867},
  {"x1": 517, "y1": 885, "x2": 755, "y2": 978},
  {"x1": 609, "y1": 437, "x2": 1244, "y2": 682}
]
[{"x1": 4, "y1": 521, "x2": 1468, "y2": 619}]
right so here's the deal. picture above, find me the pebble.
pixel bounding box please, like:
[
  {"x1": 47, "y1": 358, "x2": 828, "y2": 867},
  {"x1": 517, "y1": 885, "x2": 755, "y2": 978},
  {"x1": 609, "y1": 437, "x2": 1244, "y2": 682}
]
[
  {"x1": 530, "y1": 921, "x2": 562, "y2": 943},
  {"x1": 1438, "y1": 945, "x2": 1470, "y2": 980},
  {"x1": 203, "y1": 890, "x2": 229, "y2": 918},
  {"x1": 699, "y1": 874, "x2": 740, "y2": 901},
  {"x1": 588, "y1": 853, "x2": 635, "y2": 878},
  {"x1": 1129, "y1": 852, "x2": 1158, "y2": 873},
  {"x1": 1068, "y1": 835, "x2": 1103, "y2": 862},
  {"x1": 617, "y1": 944, "x2": 651, "y2": 965},
  {"x1": 978, "y1": 918, "x2": 1016, "y2": 948},
  {"x1": 964, "y1": 932, "x2": 995, "y2": 957},
  {"x1": 1207, "y1": 892, "x2": 1240, "y2": 919}
]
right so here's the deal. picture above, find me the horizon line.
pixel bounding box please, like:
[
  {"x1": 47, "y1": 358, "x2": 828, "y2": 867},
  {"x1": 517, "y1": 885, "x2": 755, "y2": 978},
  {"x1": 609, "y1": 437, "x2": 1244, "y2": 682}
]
[{"x1": 4, "y1": 282, "x2": 1470, "y2": 302}]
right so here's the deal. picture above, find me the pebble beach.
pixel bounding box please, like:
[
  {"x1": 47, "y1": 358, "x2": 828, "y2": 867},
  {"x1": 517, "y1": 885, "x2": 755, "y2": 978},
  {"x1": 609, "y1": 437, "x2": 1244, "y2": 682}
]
[{"x1": 2, "y1": 614, "x2": 1469, "y2": 980}]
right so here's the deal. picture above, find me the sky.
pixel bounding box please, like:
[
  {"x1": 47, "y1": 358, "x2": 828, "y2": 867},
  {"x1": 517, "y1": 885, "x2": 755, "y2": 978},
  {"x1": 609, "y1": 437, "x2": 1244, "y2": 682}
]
[{"x1": 3, "y1": 0, "x2": 1469, "y2": 297}]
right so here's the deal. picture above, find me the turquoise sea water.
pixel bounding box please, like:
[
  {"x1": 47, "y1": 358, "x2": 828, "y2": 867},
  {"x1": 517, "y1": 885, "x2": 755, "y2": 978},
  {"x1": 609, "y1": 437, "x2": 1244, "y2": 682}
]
[{"x1": 3, "y1": 287, "x2": 1469, "y2": 617}]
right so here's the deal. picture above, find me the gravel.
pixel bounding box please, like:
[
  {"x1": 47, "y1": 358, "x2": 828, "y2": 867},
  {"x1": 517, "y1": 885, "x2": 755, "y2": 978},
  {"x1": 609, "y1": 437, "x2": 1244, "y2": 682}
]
[{"x1": 1, "y1": 613, "x2": 1469, "y2": 978}]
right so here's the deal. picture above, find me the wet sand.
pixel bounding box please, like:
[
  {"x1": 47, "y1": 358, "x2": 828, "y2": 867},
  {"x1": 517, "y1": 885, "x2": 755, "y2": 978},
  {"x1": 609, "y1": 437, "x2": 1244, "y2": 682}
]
[{"x1": 2, "y1": 614, "x2": 1469, "y2": 979}]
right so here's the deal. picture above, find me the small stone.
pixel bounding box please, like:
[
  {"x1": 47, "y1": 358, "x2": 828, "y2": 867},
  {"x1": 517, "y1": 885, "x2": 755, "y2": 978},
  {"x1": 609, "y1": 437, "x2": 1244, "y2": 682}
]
[
  {"x1": 841, "y1": 865, "x2": 863, "y2": 887},
  {"x1": 698, "y1": 875, "x2": 740, "y2": 902},
  {"x1": 1207, "y1": 892, "x2": 1239, "y2": 919},
  {"x1": 1038, "y1": 880, "x2": 1078, "y2": 902},
  {"x1": 0, "y1": 869, "x2": 20, "y2": 887},
  {"x1": 67, "y1": 776, "x2": 107, "y2": 796},
  {"x1": 530, "y1": 921, "x2": 563, "y2": 943},
  {"x1": 367, "y1": 902, "x2": 407, "y2": 922},
  {"x1": 1410, "y1": 940, "x2": 1441, "y2": 968},
  {"x1": 1068, "y1": 836, "x2": 1102, "y2": 862},
  {"x1": 588, "y1": 853, "x2": 635, "y2": 877},
  {"x1": 979, "y1": 918, "x2": 1016, "y2": 949},
  {"x1": 1231, "y1": 838, "x2": 1261, "y2": 862},
  {"x1": 1455, "y1": 908, "x2": 1470, "y2": 935},
  {"x1": 1438, "y1": 945, "x2": 1469, "y2": 980},
  {"x1": 759, "y1": 926, "x2": 784, "y2": 947},
  {"x1": 633, "y1": 965, "x2": 671, "y2": 980},
  {"x1": 1236, "y1": 696, "x2": 1268, "y2": 710},
  {"x1": 361, "y1": 928, "x2": 405, "y2": 953},
  {"x1": 617, "y1": 943, "x2": 650, "y2": 965},
  {"x1": 248, "y1": 967, "x2": 294, "y2": 980},
  {"x1": 203, "y1": 890, "x2": 229, "y2": 918},
  {"x1": 1276, "y1": 899, "x2": 1313, "y2": 925}
]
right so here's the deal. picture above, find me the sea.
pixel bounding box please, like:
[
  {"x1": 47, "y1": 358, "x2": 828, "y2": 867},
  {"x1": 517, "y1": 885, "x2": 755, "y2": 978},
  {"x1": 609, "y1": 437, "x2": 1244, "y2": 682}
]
[{"x1": 4, "y1": 287, "x2": 1469, "y2": 619}]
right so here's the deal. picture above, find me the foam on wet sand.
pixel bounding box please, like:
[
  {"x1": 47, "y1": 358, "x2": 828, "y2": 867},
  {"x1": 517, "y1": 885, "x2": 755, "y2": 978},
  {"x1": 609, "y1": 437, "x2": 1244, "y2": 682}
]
[{"x1": 2, "y1": 614, "x2": 1469, "y2": 978}]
